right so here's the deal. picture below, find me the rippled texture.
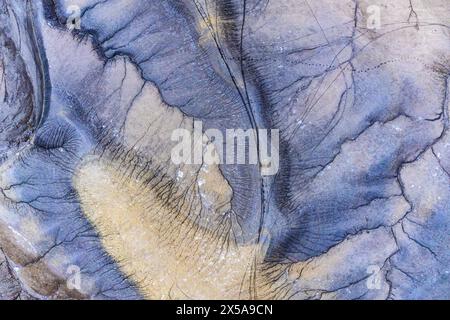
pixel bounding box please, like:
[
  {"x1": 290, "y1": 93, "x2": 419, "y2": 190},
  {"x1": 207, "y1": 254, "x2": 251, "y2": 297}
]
[{"x1": 0, "y1": 0, "x2": 449, "y2": 299}]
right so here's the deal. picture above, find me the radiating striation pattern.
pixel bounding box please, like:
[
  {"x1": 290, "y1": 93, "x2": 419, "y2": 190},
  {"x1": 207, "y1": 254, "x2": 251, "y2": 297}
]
[{"x1": 0, "y1": 0, "x2": 449, "y2": 299}]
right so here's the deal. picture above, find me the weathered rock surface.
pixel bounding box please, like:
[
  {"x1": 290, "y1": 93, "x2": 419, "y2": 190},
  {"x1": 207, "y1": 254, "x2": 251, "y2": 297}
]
[{"x1": 0, "y1": 0, "x2": 449, "y2": 299}]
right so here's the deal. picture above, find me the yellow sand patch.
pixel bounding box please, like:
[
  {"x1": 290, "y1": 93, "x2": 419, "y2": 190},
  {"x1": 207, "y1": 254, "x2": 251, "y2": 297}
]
[{"x1": 74, "y1": 157, "x2": 265, "y2": 299}]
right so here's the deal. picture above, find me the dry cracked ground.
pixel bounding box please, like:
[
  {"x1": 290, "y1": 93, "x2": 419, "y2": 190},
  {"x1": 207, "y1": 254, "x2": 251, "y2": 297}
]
[{"x1": 0, "y1": 0, "x2": 449, "y2": 300}]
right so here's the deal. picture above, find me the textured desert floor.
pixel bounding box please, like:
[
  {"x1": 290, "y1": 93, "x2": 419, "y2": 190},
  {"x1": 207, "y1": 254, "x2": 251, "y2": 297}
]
[{"x1": 0, "y1": 0, "x2": 449, "y2": 299}]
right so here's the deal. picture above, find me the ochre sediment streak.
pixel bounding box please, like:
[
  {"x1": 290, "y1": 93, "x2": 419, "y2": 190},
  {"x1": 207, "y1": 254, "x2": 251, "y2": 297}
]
[
  {"x1": 0, "y1": 200, "x2": 87, "y2": 299},
  {"x1": 74, "y1": 157, "x2": 267, "y2": 299}
]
